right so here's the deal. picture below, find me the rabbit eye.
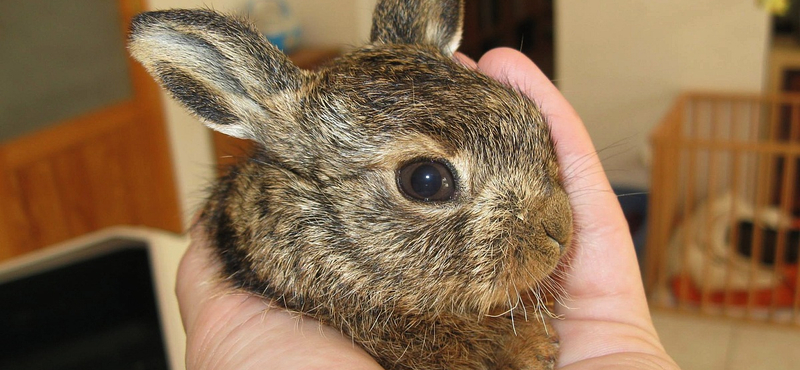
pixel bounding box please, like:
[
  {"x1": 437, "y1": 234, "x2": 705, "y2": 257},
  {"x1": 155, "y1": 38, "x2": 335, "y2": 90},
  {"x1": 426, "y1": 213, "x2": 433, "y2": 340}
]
[{"x1": 397, "y1": 160, "x2": 455, "y2": 201}]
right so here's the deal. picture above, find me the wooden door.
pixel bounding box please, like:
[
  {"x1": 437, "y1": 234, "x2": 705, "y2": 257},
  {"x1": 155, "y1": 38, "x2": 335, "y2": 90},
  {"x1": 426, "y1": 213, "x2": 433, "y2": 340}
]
[{"x1": 0, "y1": 0, "x2": 181, "y2": 260}]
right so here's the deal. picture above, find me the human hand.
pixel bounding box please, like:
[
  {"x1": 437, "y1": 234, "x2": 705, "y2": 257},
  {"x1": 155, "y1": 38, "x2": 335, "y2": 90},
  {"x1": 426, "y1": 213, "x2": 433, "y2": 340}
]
[
  {"x1": 176, "y1": 48, "x2": 679, "y2": 370},
  {"x1": 468, "y1": 48, "x2": 679, "y2": 369}
]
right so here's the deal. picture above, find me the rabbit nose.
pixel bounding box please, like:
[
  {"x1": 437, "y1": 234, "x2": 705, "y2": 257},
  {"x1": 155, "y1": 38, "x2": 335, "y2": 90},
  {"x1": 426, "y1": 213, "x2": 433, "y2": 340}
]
[
  {"x1": 511, "y1": 208, "x2": 567, "y2": 253},
  {"x1": 542, "y1": 219, "x2": 571, "y2": 253},
  {"x1": 543, "y1": 223, "x2": 567, "y2": 253}
]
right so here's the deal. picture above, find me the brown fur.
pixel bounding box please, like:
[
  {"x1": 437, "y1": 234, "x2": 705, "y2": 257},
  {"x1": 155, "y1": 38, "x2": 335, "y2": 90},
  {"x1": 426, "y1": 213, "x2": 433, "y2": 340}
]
[{"x1": 129, "y1": 1, "x2": 572, "y2": 369}]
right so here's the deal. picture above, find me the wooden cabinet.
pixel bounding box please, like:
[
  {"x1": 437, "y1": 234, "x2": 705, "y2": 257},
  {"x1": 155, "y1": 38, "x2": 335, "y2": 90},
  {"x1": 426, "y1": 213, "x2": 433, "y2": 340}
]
[{"x1": 0, "y1": 0, "x2": 181, "y2": 260}]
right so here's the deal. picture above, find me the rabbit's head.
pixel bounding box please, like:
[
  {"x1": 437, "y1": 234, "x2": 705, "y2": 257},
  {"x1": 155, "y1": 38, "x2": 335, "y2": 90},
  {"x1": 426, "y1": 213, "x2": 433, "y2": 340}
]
[{"x1": 129, "y1": 0, "x2": 572, "y2": 316}]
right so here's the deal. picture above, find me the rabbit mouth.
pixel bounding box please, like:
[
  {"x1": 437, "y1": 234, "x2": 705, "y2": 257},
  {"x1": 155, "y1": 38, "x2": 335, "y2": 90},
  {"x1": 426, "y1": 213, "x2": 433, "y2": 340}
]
[
  {"x1": 483, "y1": 247, "x2": 570, "y2": 323},
  {"x1": 485, "y1": 275, "x2": 568, "y2": 327},
  {"x1": 478, "y1": 226, "x2": 571, "y2": 313}
]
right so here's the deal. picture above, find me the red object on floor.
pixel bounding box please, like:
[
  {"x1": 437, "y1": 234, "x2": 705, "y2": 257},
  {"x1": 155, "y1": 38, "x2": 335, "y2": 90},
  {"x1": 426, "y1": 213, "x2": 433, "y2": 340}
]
[{"x1": 671, "y1": 265, "x2": 798, "y2": 308}]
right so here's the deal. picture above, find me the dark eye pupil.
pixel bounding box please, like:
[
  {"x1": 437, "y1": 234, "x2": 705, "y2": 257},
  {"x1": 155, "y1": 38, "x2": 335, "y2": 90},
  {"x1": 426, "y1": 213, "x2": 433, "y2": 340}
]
[
  {"x1": 410, "y1": 164, "x2": 442, "y2": 198},
  {"x1": 397, "y1": 160, "x2": 455, "y2": 201}
]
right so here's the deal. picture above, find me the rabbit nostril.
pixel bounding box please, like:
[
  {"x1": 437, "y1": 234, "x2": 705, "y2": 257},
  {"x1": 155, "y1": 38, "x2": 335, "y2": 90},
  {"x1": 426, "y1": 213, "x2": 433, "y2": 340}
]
[
  {"x1": 545, "y1": 234, "x2": 562, "y2": 252},
  {"x1": 543, "y1": 223, "x2": 567, "y2": 252}
]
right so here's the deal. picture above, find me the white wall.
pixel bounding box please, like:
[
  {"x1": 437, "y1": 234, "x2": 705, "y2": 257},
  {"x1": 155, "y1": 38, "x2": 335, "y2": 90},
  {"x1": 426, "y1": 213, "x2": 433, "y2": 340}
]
[
  {"x1": 291, "y1": 0, "x2": 377, "y2": 48},
  {"x1": 556, "y1": 0, "x2": 770, "y2": 188},
  {"x1": 144, "y1": 0, "x2": 376, "y2": 228}
]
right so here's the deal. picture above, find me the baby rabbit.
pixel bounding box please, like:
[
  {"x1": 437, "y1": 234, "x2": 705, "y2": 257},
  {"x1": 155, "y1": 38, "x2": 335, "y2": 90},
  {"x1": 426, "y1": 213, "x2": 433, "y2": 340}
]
[{"x1": 129, "y1": 0, "x2": 573, "y2": 368}]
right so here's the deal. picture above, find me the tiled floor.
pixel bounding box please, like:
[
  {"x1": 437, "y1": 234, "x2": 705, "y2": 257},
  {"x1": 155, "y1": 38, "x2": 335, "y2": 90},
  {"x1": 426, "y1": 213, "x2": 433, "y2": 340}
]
[{"x1": 652, "y1": 310, "x2": 800, "y2": 370}]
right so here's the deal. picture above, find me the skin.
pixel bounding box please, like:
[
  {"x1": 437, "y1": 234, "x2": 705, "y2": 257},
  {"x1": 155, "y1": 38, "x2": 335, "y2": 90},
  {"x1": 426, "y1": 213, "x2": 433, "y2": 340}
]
[{"x1": 176, "y1": 48, "x2": 681, "y2": 370}]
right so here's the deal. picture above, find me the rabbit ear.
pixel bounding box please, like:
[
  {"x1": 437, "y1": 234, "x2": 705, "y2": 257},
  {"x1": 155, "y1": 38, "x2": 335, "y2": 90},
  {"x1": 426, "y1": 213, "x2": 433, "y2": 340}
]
[
  {"x1": 370, "y1": 0, "x2": 464, "y2": 56},
  {"x1": 128, "y1": 9, "x2": 303, "y2": 140}
]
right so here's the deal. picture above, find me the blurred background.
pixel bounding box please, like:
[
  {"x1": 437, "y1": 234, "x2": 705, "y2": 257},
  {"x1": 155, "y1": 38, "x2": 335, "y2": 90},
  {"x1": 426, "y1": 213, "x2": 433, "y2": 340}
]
[
  {"x1": 0, "y1": 0, "x2": 773, "y2": 251},
  {"x1": 0, "y1": 1, "x2": 798, "y2": 369}
]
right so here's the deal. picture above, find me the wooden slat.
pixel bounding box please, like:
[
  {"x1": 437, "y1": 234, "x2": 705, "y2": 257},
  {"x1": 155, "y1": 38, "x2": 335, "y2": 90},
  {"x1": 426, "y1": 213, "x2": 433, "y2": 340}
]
[
  {"x1": 1, "y1": 102, "x2": 136, "y2": 167},
  {"x1": 81, "y1": 132, "x2": 133, "y2": 227},
  {"x1": 117, "y1": 119, "x2": 182, "y2": 229},
  {"x1": 13, "y1": 161, "x2": 73, "y2": 250},
  {"x1": 673, "y1": 138, "x2": 800, "y2": 155},
  {"x1": 51, "y1": 146, "x2": 96, "y2": 236},
  {"x1": 644, "y1": 138, "x2": 666, "y2": 292},
  {"x1": 699, "y1": 101, "x2": 723, "y2": 309},
  {"x1": 645, "y1": 96, "x2": 686, "y2": 295},
  {"x1": 0, "y1": 158, "x2": 15, "y2": 260},
  {"x1": 677, "y1": 99, "x2": 699, "y2": 311}
]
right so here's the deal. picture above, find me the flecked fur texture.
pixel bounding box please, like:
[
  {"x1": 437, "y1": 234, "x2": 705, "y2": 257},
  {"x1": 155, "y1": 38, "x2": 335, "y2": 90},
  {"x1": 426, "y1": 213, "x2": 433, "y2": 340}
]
[{"x1": 129, "y1": 1, "x2": 573, "y2": 369}]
